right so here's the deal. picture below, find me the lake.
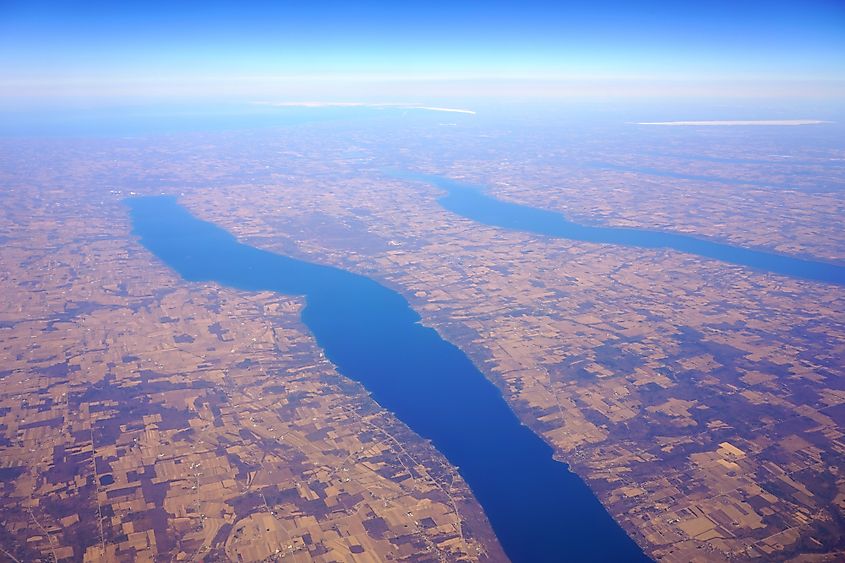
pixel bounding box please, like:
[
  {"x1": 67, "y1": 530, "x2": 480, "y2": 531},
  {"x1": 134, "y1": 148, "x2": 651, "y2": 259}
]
[
  {"x1": 398, "y1": 172, "x2": 845, "y2": 287},
  {"x1": 128, "y1": 196, "x2": 649, "y2": 563}
]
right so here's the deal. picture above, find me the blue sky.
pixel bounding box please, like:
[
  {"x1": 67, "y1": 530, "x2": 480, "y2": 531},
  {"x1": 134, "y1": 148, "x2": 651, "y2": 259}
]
[{"x1": 1, "y1": 0, "x2": 844, "y2": 101}]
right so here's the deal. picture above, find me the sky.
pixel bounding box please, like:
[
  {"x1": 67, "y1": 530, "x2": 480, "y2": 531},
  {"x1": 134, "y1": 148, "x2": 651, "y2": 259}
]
[{"x1": 1, "y1": 0, "x2": 844, "y2": 102}]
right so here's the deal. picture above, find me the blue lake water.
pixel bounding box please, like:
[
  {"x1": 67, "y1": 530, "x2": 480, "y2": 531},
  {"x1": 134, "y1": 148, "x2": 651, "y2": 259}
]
[
  {"x1": 399, "y1": 172, "x2": 845, "y2": 287},
  {"x1": 128, "y1": 196, "x2": 649, "y2": 563}
]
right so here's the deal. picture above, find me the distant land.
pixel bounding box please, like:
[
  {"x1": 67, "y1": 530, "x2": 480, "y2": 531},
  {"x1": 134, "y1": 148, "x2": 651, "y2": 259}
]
[{"x1": 2, "y1": 109, "x2": 844, "y2": 562}]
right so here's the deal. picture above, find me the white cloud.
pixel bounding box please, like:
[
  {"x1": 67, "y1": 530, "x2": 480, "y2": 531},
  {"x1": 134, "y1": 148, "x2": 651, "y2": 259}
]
[
  {"x1": 635, "y1": 120, "x2": 831, "y2": 126},
  {"x1": 254, "y1": 101, "x2": 476, "y2": 115}
]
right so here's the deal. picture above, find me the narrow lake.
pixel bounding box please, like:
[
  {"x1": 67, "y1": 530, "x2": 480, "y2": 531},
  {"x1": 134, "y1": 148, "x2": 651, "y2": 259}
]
[
  {"x1": 128, "y1": 196, "x2": 649, "y2": 563},
  {"x1": 399, "y1": 172, "x2": 845, "y2": 286}
]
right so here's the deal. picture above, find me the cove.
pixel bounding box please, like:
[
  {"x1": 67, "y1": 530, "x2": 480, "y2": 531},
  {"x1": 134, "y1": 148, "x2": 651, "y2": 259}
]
[
  {"x1": 127, "y1": 196, "x2": 649, "y2": 563},
  {"x1": 399, "y1": 172, "x2": 845, "y2": 287}
]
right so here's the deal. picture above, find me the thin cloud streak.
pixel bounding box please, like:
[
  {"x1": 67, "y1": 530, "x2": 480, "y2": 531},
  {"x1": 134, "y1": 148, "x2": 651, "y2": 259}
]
[
  {"x1": 254, "y1": 101, "x2": 476, "y2": 114},
  {"x1": 635, "y1": 119, "x2": 831, "y2": 126}
]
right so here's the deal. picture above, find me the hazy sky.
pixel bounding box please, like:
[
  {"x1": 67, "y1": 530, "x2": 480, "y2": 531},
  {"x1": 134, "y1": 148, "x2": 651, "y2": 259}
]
[{"x1": 2, "y1": 0, "x2": 844, "y2": 101}]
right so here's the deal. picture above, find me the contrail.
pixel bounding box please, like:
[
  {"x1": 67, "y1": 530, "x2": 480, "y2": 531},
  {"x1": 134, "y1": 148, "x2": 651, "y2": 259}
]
[
  {"x1": 253, "y1": 101, "x2": 476, "y2": 115},
  {"x1": 634, "y1": 120, "x2": 829, "y2": 126}
]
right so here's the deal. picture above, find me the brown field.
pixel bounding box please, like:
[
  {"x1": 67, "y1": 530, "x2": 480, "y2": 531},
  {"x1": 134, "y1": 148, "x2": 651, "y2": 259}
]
[
  {"x1": 0, "y1": 138, "x2": 504, "y2": 562},
  {"x1": 1, "y1": 119, "x2": 844, "y2": 562}
]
